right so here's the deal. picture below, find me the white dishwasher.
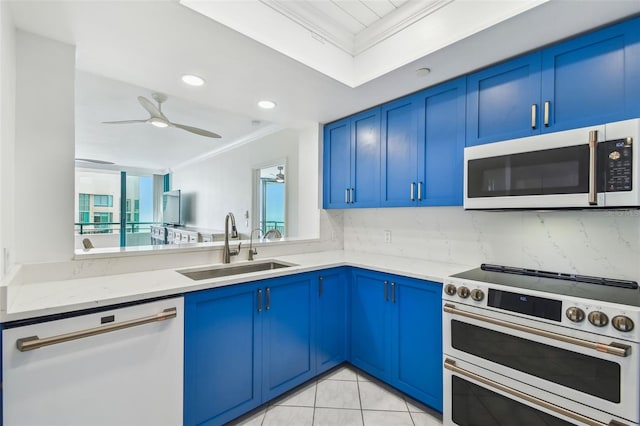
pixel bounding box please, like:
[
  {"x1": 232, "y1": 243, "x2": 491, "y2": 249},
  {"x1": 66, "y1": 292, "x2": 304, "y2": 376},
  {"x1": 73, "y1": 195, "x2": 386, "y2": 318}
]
[{"x1": 2, "y1": 297, "x2": 184, "y2": 426}]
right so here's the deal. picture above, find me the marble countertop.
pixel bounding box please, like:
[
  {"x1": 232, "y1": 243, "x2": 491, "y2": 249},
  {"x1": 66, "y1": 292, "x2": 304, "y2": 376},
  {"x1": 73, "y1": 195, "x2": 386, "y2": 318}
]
[{"x1": 1, "y1": 250, "x2": 474, "y2": 323}]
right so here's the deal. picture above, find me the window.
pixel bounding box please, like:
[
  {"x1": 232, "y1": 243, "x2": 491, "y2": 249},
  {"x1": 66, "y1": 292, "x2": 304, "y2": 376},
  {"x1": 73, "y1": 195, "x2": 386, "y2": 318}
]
[
  {"x1": 93, "y1": 212, "x2": 113, "y2": 232},
  {"x1": 255, "y1": 163, "x2": 286, "y2": 237},
  {"x1": 94, "y1": 194, "x2": 113, "y2": 207},
  {"x1": 78, "y1": 193, "x2": 90, "y2": 223}
]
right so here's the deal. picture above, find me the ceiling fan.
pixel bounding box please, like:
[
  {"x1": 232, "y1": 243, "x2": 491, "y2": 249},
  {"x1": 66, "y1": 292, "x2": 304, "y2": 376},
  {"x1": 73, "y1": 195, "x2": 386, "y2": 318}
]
[
  {"x1": 268, "y1": 166, "x2": 285, "y2": 183},
  {"x1": 102, "y1": 92, "x2": 221, "y2": 139}
]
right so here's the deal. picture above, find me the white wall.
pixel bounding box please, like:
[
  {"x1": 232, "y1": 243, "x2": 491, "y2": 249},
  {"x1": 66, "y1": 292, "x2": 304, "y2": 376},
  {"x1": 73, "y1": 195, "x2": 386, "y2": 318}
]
[
  {"x1": 344, "y1": 207, "x2": 640, "y2": 281},
  {"x1": 14, "y1": 31, "x2": 75, "y2": 264},
  {"x1": 0, "y1": 3, "x2": 16, "y2": 277},
  {"x1": 171, "y1": 128, "x2": 303, "y2": 237},
  {"x1": 296, "y1": 125, "x2": 321, "y2": 238}
]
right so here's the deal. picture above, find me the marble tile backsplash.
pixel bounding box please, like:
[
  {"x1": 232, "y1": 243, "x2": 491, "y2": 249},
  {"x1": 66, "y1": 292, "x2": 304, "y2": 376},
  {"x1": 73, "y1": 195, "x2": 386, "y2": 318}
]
[{"x1": 344, "y1": 207, "x2": 640, "y2": 280}]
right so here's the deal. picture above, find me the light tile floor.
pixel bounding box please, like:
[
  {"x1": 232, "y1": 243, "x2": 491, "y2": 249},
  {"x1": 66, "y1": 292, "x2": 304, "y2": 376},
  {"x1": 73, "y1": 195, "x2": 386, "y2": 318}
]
[{"x1": 227, "y1": 364, "x2": 443, "y2": 426}]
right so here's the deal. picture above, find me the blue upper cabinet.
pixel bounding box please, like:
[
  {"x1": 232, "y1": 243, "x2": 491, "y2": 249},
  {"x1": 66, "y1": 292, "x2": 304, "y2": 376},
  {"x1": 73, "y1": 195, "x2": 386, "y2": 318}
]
[
  {"x1": 380, "y1": 95, "x2": 420, "y2": 207},
  {"x1": 466, "y1": 52, "x2": 542, "y2": 146},
  {"x1": 380, "y1": 78, "x2": 466, "y2": 207},
  {"x1": 541, "y1": 17, "x2": 640, "y2": 132},
  {"x1": 323, "y1": 108, "x2": 381, "y2": 208},
  {"x1": 323, "y1": 118, "x2": 351, "y2": 208},
  {"x1": 467, "y1": 16, "x2": 640, "y2": 146},
  {"x1": 417, "y1": 78, "x2": 466, "y2": 206}
]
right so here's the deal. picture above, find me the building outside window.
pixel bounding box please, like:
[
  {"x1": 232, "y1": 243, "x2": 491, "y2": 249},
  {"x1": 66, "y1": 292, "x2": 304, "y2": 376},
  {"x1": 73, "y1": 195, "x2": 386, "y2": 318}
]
[
  {"x1": 93, "y1": 194, "x2": 113, "y2": 207},
  {"x1": 78, "y1": 193, "x2": 90, "y2": 223}
]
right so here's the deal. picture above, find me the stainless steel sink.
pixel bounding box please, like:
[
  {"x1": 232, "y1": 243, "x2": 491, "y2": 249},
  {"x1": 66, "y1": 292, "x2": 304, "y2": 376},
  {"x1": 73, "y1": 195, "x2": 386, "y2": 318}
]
[{"x1": 178, "y1": 261, "x2": 295, "y2": 281}]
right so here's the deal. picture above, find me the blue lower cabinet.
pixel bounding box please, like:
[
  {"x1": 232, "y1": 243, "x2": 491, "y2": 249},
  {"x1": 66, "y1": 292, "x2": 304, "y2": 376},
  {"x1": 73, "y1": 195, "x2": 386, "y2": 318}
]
[
  {"x1": 391, "y1": 277, "x2": 443, "y2": 411},
  {"x1": 316, "y1": 268, "x2": 349, "y2": 374},
  {"x1": 184, "y1": 273, "x2": 316, "y2": 426},
  {"x1": 184, "y1": 282, "x2": 262, "y2": 426},
  {"x1": 184, "y1": 267, "x2": 443, "y2": 424},
  {"x1": 349, "y1": 269, "x2": 443, "y2": 412},
  {"x1": 350, "y1": 269, "x2": 392, "y2": 380},
  {"x1": 261, "y1": 273, "x2": 316, "y2": 401}
]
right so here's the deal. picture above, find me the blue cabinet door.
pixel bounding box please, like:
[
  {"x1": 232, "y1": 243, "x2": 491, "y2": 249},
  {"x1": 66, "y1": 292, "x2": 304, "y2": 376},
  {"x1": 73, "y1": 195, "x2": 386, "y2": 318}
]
[
  {"x1": 381, "y1": 96, "x2": 420, "y2": 207},
  {"x1": 261, "y1": 273, "x2": 315, "y2": 401},
  {"x1": 184, "y1": 284, "x2": 262, "y2": 426},
  {"x1": 316, "y1": 268, "x2": 349, "y2": 374},
  {"x1": 323, "y1": 118, "x2": 351, "y2": 208},
  {"x1": 351, "y1": 108, "x2": 381, "y2": 207},
  {"x1": 417, "y1": 78, "x2": 466, "y2": 206},
  {"x1": 466, "y1": 52, "x2": 542, "y2": 146},
  {"x1": 541, "y1": 17, "x2": 640, "y2": 132},
  {"x1": 390, "y1": 277, "x2": 443, "y2": 412},
  {"x1": 350, "y1": 268, "x2": 391, "y2": 380}
]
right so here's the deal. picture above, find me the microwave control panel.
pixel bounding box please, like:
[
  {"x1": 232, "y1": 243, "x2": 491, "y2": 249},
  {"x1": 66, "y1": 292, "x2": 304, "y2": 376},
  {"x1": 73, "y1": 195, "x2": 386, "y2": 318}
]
[{"x1": 598, "y1": 138, "x2": 632, "y2": 192}]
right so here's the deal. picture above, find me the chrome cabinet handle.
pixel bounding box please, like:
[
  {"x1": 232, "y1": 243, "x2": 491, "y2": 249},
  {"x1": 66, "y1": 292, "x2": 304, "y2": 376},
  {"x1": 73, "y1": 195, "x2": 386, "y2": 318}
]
[
  {"x1": 410, "y1": 183, "x2": 415, "y2": 201},
  {"x1": 531, "y1": 104, "x2": 537, "y2": 129},
  {"x1": 444, "y1": 359, "x2": 618, "y2": 426},
  {"x1": 443, "y1": 304, "x2": 630, "y2": 357},
  {"x1": 384, "y1": 281, "x2": 389, "y2": 302},
  {"x1": 16, "y1": 307, "x2": 177, "y2": 352},
  {"x1": 417, "y1": 182, "x2": 422, "y2": 201},
  {"x1": 266, "y1": 287, "x2": 271, "y2": 310},
  {"x1": 544, "y1": 101, "x2": 550, "y2": 127},
  {"x1": 319, "y1": 276, "x2": 324, "y2": 297},
  {"x1": 345, "y1": 188, "x2": 349, "y2": 204},
  {"x1": 257, "y1": 289, "x2": 263, "y2": 312},
  {"x1": 589, "y1": 130, "x2": 598, "y2": 205},
  {"x1": 350, "y1": 188, "x2": 354, "y2": 204},
  {"x1": 391, "y1": 282, "x2": 396, "y2": 303}
]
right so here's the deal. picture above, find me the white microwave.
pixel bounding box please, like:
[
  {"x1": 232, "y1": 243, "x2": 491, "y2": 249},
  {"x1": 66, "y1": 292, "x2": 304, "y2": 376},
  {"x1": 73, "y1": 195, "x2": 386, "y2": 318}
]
[{"x1": 464, "y1": 118, "x2": 639, "y2": 209}]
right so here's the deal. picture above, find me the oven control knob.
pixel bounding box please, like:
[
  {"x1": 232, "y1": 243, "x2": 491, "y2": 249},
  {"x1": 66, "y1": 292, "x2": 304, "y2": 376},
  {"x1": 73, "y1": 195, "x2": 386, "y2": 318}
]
[
  {"x1": 566, "y1": 307, "x2": 585, "y2": 323},
  {"x1": 470, "y1": 289, "x2": 485, "y2": 302},
  {"x1": 457, "y1": 286, "x2": 470, "y2": 299},
  {"x1": 612, "y1": 315, "x2": 634, "y2": 332},
  {"x1": 588, "y1": 311, "x2": 609, "y2": 327},
  {"x1": 444, "y1": 284, "x2": 457, "y2": 296}
]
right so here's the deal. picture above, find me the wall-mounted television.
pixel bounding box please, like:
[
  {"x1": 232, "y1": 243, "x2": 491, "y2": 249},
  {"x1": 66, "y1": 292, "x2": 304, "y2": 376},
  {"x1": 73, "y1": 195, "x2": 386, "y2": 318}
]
[{"x1": 162, "y1": 190, "x2": 182, "y2": 226}]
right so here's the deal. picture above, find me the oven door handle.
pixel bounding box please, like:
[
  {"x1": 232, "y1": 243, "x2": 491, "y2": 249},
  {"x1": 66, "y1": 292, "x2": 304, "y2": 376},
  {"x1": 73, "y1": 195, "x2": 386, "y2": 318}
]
[
  {"x1": 443, "y1": 304, "x2": 631, "y2": 358},
  {"x1": 444, "y1": 358, "x2": 628, "y2": 426}
]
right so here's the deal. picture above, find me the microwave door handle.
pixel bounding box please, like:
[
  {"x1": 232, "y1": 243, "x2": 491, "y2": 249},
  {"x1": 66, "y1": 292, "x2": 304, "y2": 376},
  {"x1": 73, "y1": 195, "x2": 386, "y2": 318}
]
[{"x1": 589, "y1": 130, "x2": 598, "y2": 205}]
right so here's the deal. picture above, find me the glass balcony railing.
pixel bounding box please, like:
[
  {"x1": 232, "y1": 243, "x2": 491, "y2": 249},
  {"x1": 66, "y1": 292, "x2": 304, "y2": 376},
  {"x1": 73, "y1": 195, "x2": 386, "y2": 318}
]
[{"x1": 75, "y1": 221, "x2": 162, "y2": 235}]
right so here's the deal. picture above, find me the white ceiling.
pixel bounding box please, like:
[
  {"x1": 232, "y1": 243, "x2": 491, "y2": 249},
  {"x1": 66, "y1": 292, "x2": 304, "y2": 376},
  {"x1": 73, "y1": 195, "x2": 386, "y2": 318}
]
[
  {"x1": 7, "y1": 0, "x2": 640, "y2": 171},
  {"x1": 182, "y1": 0, "x2": 549, "y2": 87}
]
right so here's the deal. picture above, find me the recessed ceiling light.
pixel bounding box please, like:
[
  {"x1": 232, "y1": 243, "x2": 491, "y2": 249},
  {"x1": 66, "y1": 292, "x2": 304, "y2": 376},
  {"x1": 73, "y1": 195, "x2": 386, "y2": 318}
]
[
  {"x1": 416, "y1": 67, "x2": 431, "y2": 77},
  {"x1": 258, "y1": 100, "x2": 277, "y2": 109},
  {"x1": 181, "y1": 74, "x2": 205, "y2": 87}
]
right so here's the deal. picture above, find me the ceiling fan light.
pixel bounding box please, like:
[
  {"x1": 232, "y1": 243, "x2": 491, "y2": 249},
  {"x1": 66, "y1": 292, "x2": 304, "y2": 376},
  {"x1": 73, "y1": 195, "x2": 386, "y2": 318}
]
[
  {"x1": 150, "y1": 117, "x2": 169, "y2": 128},
  {"x1": 181, "y1": 74, "x2": 205, "y2": 87}
]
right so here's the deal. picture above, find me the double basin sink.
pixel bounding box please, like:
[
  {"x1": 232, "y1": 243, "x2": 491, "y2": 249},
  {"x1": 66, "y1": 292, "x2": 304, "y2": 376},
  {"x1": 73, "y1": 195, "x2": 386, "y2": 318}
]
[{"x1": 178, "y1": 260, "x2": 294, "y2": 281}]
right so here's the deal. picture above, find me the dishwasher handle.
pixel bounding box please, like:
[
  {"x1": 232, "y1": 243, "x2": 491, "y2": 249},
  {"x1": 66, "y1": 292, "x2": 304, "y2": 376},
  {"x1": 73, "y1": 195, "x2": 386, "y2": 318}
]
[{"x1": 16, "y1": 307, "x2": 178, "y2": 352}]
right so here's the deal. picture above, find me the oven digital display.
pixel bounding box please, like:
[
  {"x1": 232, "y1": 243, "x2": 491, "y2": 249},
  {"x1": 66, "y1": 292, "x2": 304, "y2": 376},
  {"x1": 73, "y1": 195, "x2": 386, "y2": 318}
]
[{"x1": 487, "y1": 289, "x2": 562, "y2": 321}]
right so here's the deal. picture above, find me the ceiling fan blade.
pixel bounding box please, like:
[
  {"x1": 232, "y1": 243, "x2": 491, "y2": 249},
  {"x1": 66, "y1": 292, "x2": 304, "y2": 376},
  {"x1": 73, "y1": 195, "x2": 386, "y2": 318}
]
[
  {"x1": 102, "y1": 120, "x2": 148, "y2": 124},
  {"x1": 137, "y1": 96, "x2": 164, "y2": 118},
  {"x1": 171, "y1": 122, "x2": 222, "y2": 138}
]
